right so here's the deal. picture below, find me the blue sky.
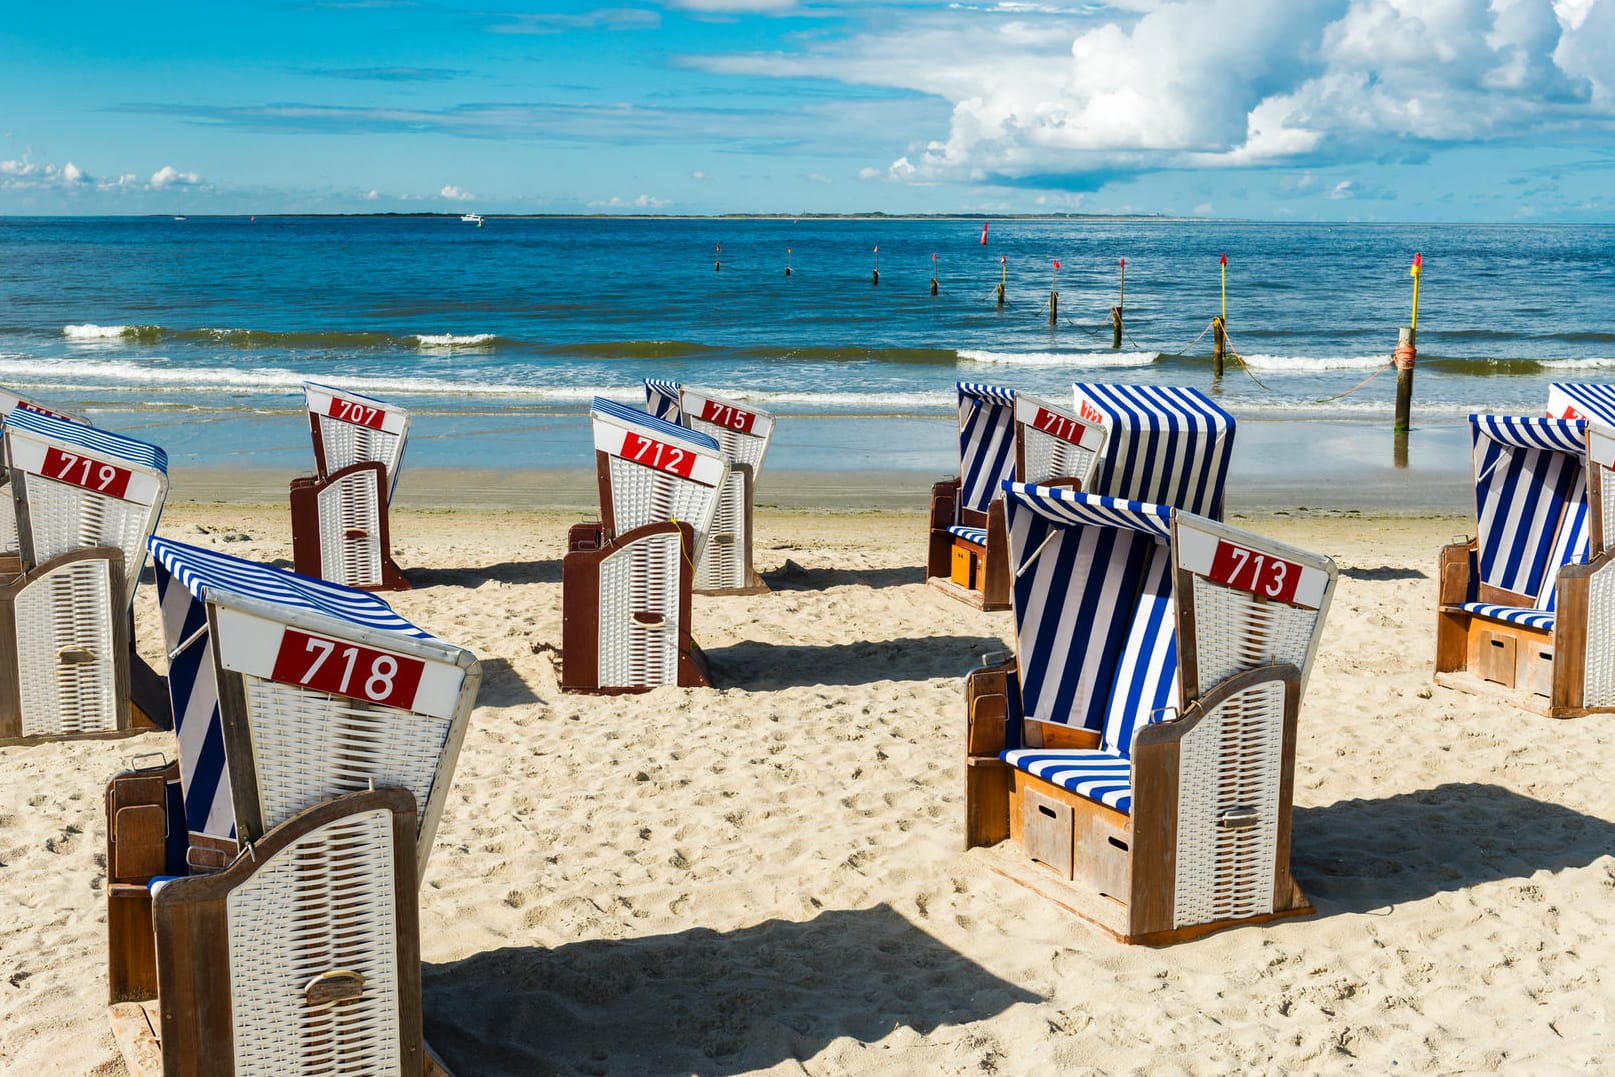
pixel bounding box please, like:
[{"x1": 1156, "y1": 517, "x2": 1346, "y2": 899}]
[{"x1": 2, "y1": 0, "x2": 1612, "y2": 220}]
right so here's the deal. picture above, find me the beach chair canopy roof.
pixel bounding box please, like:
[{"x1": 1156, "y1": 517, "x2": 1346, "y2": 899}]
[
  {"x1": 1470, "y1": 414, "x2": 1589, "y2": 606},
  {"x1": 303, "y1": 381, "x2": 410, "y2": 434},
  {"x1": 1071, "y1": 383, "x2": 1234, "y2": 517},
  {"x1": 644, "y1": 378, "x2": 683, "y2": 424},
  {"x1": 150, "y1": 535, "x2": 436, "y2": 641},
  {"x1": 1549, "y1": 383, "x2": 1615, "y2": 425},
  {"x1": 956, "y1": 381, "x2": 1018, "y2": 515},
  {"x1": 592, "y1": 396, "x2": 722, "y2": 456},
  {"x1": 0, "y1": 391, "x2": 84, "y2": 427},
  {"x1": 4, "y1": 405, "x2": 168, "y2": 476}
]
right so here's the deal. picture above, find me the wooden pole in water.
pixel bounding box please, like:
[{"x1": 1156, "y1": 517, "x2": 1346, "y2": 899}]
[
  {"x1": 1111, "y1": 257, "x2": 1125, "y2": 348},
  {"x1": 785, "y1": 247, "x2": 792, "y2": 277},
  {"x1": 1395, "y1": 253, "x2": 1422, "y2": 434},
  {"x1": 714, "y1": 242, "x2": 721, "y2": 272},
  {"x1": 997, "y1": 256, "x2": 1006, "y2": 308},
  {"x1": 931, "y1": 253, "x2": 938, "y2": 296},
  {"x1": 1212, "y1": 253, "x2": 1227, "y2": 376},
  {"x1": 872, "y1": 244, "x2": 880, "y2": 286},
  {"x1": 1049, "y1": 259, "x2": 1060, "y2": 327}
]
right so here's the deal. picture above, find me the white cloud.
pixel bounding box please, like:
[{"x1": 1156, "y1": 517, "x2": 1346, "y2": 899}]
[
  {"x1": 440, "y1": 184, "x2": 475, "y2": 200},
  {"x1": 364, "y1": 188, "x2": 380, "y2": 200},
  {"x1": 668, "y1": 0, "x2": 797, "y2": 11},
  {"x1": 586, "y1": 193, "x2": 671, "y2": 209},
  {"x1": 691, "y1": 170, "x2": 710, "y2": 180},
  {"x1": 807, "y1": 172, "x2": 833, "y2": 184},
  {"x1": 150, "y1": 165, "x2": 202, "y2": 188}
]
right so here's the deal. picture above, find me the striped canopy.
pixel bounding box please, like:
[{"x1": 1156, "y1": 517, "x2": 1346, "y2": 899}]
[
  {"x1": 1071, "y1": 383, "x2": 1234, "y2": 518},
  {"x1": 1470, "y1": 414, "x2": 1589, "y2": 606},
  {"x1": 1004, "y1": 483, "x2": 1179, "y2": 752},
  {"x1": 1548, "y1": 383, "x2": 1615, "y2": 425},
  {"x1": 593, "y1": 396, "x2": 721, "y2": 455},
  {"x1": 956, "y1": 382, "x2": 1018, "y2": 515},
  {"x1": 4, "y1": 406, "x2": 168, "y2": 475},
  {"x1": 644, "y1": 378, "x2": 683, "y2": 423}
]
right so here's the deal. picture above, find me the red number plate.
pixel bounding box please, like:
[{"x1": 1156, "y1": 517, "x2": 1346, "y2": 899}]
[
  {"x1": 622, "y1": 432, "x2": 696, "y2": 477},
  {"x1": 1209, "y1": 540, "x2": 1302, "y2": 603},
  {"x1": 698, "y1": 398, "x2": 755, "y2": 434},
  {"x1": 42, "y1": 446, "x2": 132, "y2": 499},
  {"x1": 1032, "y1": 407, "x2": 1081, "y2": 443},
  {"x1": 1077, "y1": 398, "x2": 1105, "y2": 425},
  {"x1": 270, "y1": 629, "x2": 425, "y2": 709},
  {"x1": 17, "y1": 401, "x2": 70, "y2": 421},
  {"x1": 328, "y1": 398, "x2": 386, "y2": 430}
]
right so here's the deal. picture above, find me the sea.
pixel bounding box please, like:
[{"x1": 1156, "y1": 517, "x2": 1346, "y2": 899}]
[{"x1": 0, "y1": 215, "x2": 1611, "y2": 480}]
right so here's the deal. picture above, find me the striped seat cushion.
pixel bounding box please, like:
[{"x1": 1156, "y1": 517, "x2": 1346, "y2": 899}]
[
  {"x1": 1460, "y1": 602, "x2": 1556, "y2": 632},
  {"x1": 948, "y1": 525, "x2": 988, "y2": 547},
  {"x1": 1001, "y1": 748, "x2": 1133, "y2": 813}
]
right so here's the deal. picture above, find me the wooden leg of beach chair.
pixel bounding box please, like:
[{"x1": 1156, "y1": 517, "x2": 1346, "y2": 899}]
[
  {"x1": 980, "y1": 499, "x2": 1010, "y2": 612},
  {"x1": 964, "y1": 658, "x2": 1014, "y2": 848},
  {"x1": 1434, "y1": 540, "x2": 1476, "y2": 677},
  {"x1": 927, "y1": 479, "x2": 959, "y2": 581}
]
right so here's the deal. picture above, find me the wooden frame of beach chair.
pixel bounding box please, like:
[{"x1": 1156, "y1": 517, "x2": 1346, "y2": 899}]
[
  {"x1": 562, "y1": 398, "x2": 727, "y2": 693},
  {"x1": 289, "y1": 382, "x2": 410, "y2": 591},
  {"x1": 928, "y1": 383, "x2": 1021, "y2": 611},
  {"x1": 964, "y1": 485, "x2": 1336, "y2": 945},
  {"x1": 149, "y1": 536, "x2": 481, "y2": 876},
  {"x1": 106, "y1": 777, "x2": 453, "y2": 1076},
  {"x1": 1434, "y1": 414, "x2": 1615, "y2": 718},
  {"x1": 642, "y1": 380, "x2": 775, "y2": 595},
  {"x1": 0, "y1": 406, "x2": 170, "y2": 740}
]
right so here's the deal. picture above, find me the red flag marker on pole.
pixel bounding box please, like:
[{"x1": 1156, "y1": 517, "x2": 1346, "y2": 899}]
[{"x1": 980, "y1": 221, "x2": 989, "y2": 245}]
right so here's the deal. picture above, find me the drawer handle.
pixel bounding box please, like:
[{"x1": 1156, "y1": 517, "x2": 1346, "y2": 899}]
[
  {"x1": 632, "y1": 611, "x2": 665, "y2": 627},
  {"x1": 58, "y1": 647, "x2": 96, "y2": 665},
  {"x1": 1217, "y1": 806, "x2": 1260, "y2": 831},
  {"x1": 304, "y1": 969, "x2": 366, "y2": 1009}
]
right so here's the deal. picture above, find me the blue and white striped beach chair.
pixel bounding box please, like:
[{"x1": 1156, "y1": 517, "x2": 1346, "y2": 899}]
[
  {"x1": 148, "y1": 535, "x2": 481, "y2": 874},
  {"x1": 642, "y1": 379, "x2": 776, "y2": 594},
  {"x1": 965, "y1": 484, "x2": 1336, "y2": 944},
  {"x1": 1548, "y1": 384, "x2": 1615, "y2": 559},
  {"x1": 563, "y1": 398, "x2": 728, "y2": 692},
  {"x1": 927, "y1": 383, "x2": 1021, "y2": 610},
  {"x1": 0, "y1": 408, "x2": 168, "y2": 743},
  {"x1": 290, "y1": 382, "x2": 411, "y2": 591},
  {"x1": 1071, "y1": 383, "x2": 1236, "y2": 517},
  {"x1": 1435, "y1": 414, "x2": 1615, "y2": 717}
]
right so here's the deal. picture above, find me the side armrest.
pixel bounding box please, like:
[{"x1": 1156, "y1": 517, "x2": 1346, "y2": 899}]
[
  {"x1": 928, "y1": 478, "x2": 962, "y2": 579},
  {"x1": 965, "y1": 653, "x2": 1016, "y2": 758},
  {"x1": 1438, "y1": 538, "x2": 1477, "y2": 607},
  {"x1": 1133, "y1": 663, "x2": 1302, "y2": 755},
  {"x1": 1549, "y1": 544, "x2": 1615, "y2": 714}
]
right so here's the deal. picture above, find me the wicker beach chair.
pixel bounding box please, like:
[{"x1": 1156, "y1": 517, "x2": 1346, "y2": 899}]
[
  {"x1": 964, "y1": 485, "x2": 1336, "y2": 945},
  {"x1": 642, "y1": 379, "x2": 775, "y2": 594},
  {"x1": 289, "y1": 382, "x2": 411, "y2": 591},
  {"x1": 106, "y1": 781, "x2": 451, "y2": 1076},
  {"x1": 0, "y1": 389, "x2": 84, "y2": 556},
  {"x1": 0, "y1": 407, "x2": 168, "y2": 744},
  {"x1": 1433, "y1": 414, "x2": 1615, "y2": 717},
  {"x1": 562, "y1": 398, "x2": 728, "y2": 692},
  {"x1": 1071, "y1": 383, "x2": 1236, "y2": 517},
  {"x1": 147, "y1": 536, "x2": 481, "y2": 873}
]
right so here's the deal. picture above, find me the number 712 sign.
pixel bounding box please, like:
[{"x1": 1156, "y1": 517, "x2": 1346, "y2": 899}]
[{"x1": 269, "y1": 628, "x2": 425, "y2": 709}]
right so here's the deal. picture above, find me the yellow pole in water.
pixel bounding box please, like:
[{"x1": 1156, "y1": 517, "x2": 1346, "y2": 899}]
[{"x1": 1212, "y1": 253, "x2": 1226, "y2": 377}]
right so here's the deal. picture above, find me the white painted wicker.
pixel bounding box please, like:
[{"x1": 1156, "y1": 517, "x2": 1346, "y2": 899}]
[
  {"x1": 225, "y1": 805, "x2": 404, "y2": 1075},
  {"x1": 607, "y1": 455, "x2": 720, "y2": 560},
  {"x1": 598, "y1": 529, "x2": 682, "y2": 688},
  {"x1": 241, "y1": 675, "x2": 454, "y2": 841},
  {"x1": 1173, "y1": 677, "x2": 1286, "y2": 927},
  {"x1": 19, "y1": 477, "x2": 154, "y2": 608},
  {"x1": 1022, "y1": 429, "x2": 1096, "y2": 487},
  {"x1": 1583, "y1": 558, "x2": 1615, "y2": 708},
  {"x1": 14, "y1": 556, "x2": 118, "y2": 737},
  {"x1": 0, "y1": 488, "x2": 16, "y2": 554},
  {"x1": 696, "y1": 469, "x2": 747, "y2": 592},
  {"x1": 1601, "y1": 465, "x2": 1615, "y2": 555},
  {"x1": 316, "y1": 470, "x2": 384, "y2": 589},
  {"x1": 1190, "y1": 576, "x2": 1321, "y2": 695}
]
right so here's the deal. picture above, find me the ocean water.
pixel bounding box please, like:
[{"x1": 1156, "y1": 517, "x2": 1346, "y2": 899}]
[{"x1": 0, "y1": 215, "x2": 1611, "y2": 474}]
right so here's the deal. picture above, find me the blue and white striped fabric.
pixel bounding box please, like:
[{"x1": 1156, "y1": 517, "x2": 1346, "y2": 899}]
[
  {"x1": 1458, "y1": 603, "x2": 1557, "y2": 631},
  {"x1": 644, "y1": 378, "x2": 683, "y2": 424},
  {"x1": 150, "y1": 536, "x2": 437, "y2": 842},
  {"x1": 1072, "y1": 383, "x2": 1233, "y2": 518},
  {"x1": 1000, "y1": 750, "x2": 1135, "y2": 813},
  {"x1": 593, "y1": 396, "x2": 721, "y2": 453},
  {"x1": 1471, "y1": 415, "x2": 1588, "y2": 603},
  {"x1": 956, "y1": 382, "x2": 1017, "y2": 515},
  {"x1": 1002, "y1": 483, "x2": 1177, "y2": 739},
  {"x1": 948, "y1": 525, "x2": 988, "y2": 547},
  {"x1": 4, "y1": 406, "x2": 168, "y2": 474},
  {"x1": 1549, "y1": 383, "x2": 1615, "y2": 424}
]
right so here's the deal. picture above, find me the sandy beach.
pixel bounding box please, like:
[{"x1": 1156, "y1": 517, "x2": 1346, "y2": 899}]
[{"x1": 2, "y1": 475, "x2": 1611, "y2": 1075}]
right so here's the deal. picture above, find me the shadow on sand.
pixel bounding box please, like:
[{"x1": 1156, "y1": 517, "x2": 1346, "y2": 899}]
[
  {"x1": 424, "y1": 903, "x2": 1038, "y2": 1076},
  {"x1": 760, "y1": 560, "x2": 922, "y2": 592},
  {"x1": 706, "y1": 636, "x2": 1006, "y2": 690},
  {"x1": 406, "y1": 559, "x2": 562, "y2": 588},
  {"x1": 1292, "y1": 782, "x2": 1615, "y2": 915}
]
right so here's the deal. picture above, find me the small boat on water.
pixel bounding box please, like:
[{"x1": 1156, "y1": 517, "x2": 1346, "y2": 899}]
[{"x1": 460, "y1": 213, "x2": 484, "y2": 226}]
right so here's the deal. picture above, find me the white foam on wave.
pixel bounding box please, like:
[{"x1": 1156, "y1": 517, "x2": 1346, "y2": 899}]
[
  {"x1": 63, "y1": 324, "x2": 131, "y2": 340},
  {"x1": 1535, "y1": 356, "x2": 1615, "y2": 369},
  {"x1": 413, "y1": 333, "x2": 498, "y2": 348},
  {"x1": 958, "y1": 349, "x2": 1156, "y2": 368},
  {"x1": 1233, "y1": 352, "x2": 1392, "y2": 372}
]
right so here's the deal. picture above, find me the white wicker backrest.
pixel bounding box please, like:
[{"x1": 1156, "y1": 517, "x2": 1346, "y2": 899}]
[
  {"x1": 0, "y1": 391, "x2": 85, "y2": 553},
  {"x1": 4, "y1": 407, "x2": 166, "y2": 609},
  {"x1": 591, "y1": 398, "x2": 727, "y2": 560},
  {"x1": 1014, "y1": 392, "x2": 1105, "y2": 486},
  {"x1": 681, "y1": 387, "x2": 774, "y2": 476},
  {"x1": 1588, "y1": 423, "x2": 1615, "y2": 557},
  {"x1": 13, "y1": 554, "x2": 121, "y2": 738},
  {"x1": 303, "y1": 383, "x2": 409, "y2": 502}
]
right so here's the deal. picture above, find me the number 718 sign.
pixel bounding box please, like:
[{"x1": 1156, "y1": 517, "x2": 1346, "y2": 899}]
[{"x1": 270, "y1": 628, "x2": 425, "y2": 709}]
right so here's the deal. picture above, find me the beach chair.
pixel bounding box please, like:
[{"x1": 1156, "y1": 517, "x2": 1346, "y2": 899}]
[
  {"x1": 964, "y1": 485, "x2": 1336, "y2": 944},
  {"x1": 642, "y1": 379, "x2": 775, "y2": 594},
  {"x1": 146, "y1": 536, "x2": 481, "y2": 872},
  {"x1": 1071, "y1": 383, "x2": 1236, "y2": 517},
  {"x1": 0, "y1": 407, "x2": 169, "y2": 744},
  {"x1": 106, "y1": 779, "x2": 451, "y2": 1076},
  {"x1": 0, "y1": 389, "x2": 84, "y2": 556},
  {"x1": 1433, "y1": 414, "x2": 1615, "y2": 717},
  {"x1": 562, "y1": 398, "x2": 727, "y2": 692},
  {"x1": 927, "y1": 383, "x2": 1022, "y2": 611},
  {"x1": 289, "y1": 382, "x2": 411, "y2": 591}
]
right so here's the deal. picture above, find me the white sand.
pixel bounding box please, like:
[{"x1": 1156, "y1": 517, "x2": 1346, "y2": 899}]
[{"x1": 2, "y1": 504, "x2": 1611, "y2": 1074}]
